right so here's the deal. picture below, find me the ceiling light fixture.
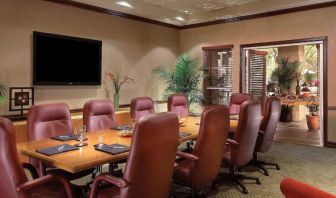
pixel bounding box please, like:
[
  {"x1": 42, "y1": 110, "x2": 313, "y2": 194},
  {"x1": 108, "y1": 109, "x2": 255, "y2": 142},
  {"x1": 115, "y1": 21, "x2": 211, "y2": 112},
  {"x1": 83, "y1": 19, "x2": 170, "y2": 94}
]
[
  {"x1": 116, "y1": 1, "x2": 133, "y2": 8},
  {"x1": 175, "y1": 16, "x2": 185, "y2": 21},
  {"x1": 184, "y1": 10, "x2": 189, "y2": 13}
]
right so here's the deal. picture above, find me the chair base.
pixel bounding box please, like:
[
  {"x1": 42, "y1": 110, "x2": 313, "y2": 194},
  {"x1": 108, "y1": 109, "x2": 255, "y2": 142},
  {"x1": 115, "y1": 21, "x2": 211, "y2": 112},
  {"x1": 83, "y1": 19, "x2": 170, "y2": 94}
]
[
  {"x1": 215, "y1": 167, "x2": 261, "y2": 194},
  {"x1": 171, "y1": 181, "x2": 218, "y2": 197},
  {"x1": 253, "y1": 154, "x2": 280, "y2": 176}
]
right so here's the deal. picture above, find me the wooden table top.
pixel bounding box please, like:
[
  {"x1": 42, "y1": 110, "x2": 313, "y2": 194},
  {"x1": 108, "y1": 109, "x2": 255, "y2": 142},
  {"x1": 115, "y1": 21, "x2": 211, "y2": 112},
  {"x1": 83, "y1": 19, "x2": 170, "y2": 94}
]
[{"x1": 17, "y1": 116, "x2": 238, "y2": 174}]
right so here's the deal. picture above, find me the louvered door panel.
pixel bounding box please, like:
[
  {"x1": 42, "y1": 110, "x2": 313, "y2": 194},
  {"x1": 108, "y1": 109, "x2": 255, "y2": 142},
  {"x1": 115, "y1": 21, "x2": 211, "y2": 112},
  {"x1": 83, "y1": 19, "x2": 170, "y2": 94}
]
[{"x1": 247, "y1": 50, "x2": 267, "y2": 100}]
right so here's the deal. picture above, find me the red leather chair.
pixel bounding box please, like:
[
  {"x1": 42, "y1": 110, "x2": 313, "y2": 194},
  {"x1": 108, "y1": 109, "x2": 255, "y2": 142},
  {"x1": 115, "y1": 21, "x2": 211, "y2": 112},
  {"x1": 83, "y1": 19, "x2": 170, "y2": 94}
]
[
  {"x1": 83, "y1": 99, "x2": 117, "y2": 131},
  {"x1": 0, "y1": 117, "x2": 73, "y2": 198},
  {"x1": 221, "y1": 100, "x2": 262, "y2": 194},
  {"x1": 130, "y1": 97, "x2": 155, "y2": 120},
  {"x1": 89, "y1": 112, "x2": 179, "y2": 198},
  {"x1": 280, "y1": 178, "x2": 336, "y2": 198},
  {"x1": 173, "y1": 105, "x2": 230, "y2": 196},
  {"x1": 27, "y1": 103, "x2": 93, "y2": 179},
  {"x1": 253, "y1": 97, "x2": 281, "y2": 176},
  {"x1": 168, "y1": 93, "x2": 189, "y2": 117},
  {"x1": 229, "y1": 93, "x2": 252, "y2": 115}
]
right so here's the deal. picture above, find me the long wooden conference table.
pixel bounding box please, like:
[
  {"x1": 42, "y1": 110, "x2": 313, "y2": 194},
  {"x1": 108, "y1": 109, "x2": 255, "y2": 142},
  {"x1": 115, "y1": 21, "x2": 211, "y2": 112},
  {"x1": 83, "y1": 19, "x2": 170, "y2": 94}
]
[{"x1": 17, "y1": 116, "x2": 238, "y2": 174}]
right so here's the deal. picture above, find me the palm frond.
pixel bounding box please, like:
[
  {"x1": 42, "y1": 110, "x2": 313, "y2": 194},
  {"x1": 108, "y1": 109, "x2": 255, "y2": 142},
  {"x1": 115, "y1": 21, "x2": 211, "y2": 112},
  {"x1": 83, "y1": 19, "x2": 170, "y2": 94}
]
[{"x1": 153, "y1": 54, "x2": 203, "y2": 105}]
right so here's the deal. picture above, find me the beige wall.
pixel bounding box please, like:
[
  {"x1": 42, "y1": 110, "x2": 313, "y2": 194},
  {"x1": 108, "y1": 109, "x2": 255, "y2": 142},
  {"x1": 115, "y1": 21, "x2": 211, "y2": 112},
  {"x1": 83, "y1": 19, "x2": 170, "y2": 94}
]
[
  {"x1": 0, "y1": 0, "x2": 179, "y2": 115},
  {"x1": 179, "y1": 6, "x2": 336, "y2": 107}
]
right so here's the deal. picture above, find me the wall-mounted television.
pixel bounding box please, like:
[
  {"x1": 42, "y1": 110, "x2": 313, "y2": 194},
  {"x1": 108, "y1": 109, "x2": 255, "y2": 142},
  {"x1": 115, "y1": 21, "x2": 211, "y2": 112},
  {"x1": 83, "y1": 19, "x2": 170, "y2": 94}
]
[{"x1": 33, "y1": 31, "x2": 102, "y2": 85}]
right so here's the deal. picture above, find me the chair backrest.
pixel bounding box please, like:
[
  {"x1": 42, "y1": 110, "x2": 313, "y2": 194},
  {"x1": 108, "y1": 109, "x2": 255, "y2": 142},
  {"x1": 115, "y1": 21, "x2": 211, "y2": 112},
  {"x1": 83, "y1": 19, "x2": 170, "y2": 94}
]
[
  {"x1": 27, "y1": 103, "x2": 73, "y2": 172},
  {"x1": 83, "y1": 99, "x2": 117, "y2": 131},
  {"x1": 190, "y1": 105, "x2": 230, "y2": 188},
  {"x1": 130, "y1": 97, "x2": 155, "y2": 120},
  {"x1": 255, "y1": 97, "x2": 281, "y2": 153},
  {"x1": 167, "y1": 93, "x2": 189, "y2": 117},
  {"x1": 0, "y1": 117, "x2": 29, "y2": 198},
  {"x1": 231, "y1": 100, "x2": 262, "y2": 167},
  {"x1": 121, "y1": 113, "x2": 179, "y2": 198},
  {"x1": 229, "y1": 93, "x2": 252, "y2": 115},
  {"x1": 27, "y1": 103, "x2": 73, "y2": 141},
  {"x1": 280, "y1": 178, "x2": 336, "y2": 198}
]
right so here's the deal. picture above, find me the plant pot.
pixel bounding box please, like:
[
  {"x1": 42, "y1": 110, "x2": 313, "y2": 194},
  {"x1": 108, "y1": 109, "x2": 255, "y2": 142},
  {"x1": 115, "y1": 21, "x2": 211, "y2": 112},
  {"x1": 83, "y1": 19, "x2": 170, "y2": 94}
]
[{"x1": 306, "y1": 115, "x2": 320, "y2": 130}]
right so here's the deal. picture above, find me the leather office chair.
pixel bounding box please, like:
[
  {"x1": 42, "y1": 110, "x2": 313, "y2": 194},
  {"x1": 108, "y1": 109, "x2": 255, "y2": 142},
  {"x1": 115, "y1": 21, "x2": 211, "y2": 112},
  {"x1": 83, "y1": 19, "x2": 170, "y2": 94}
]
[
  {"x1": 229, "y1": 93, "x2": 252, "y2": 115},
  {"x1": 168, "y1": 93, "x2": 189, "y2": 117},
  {"x1": 221, "y1": 100, "x2": 262, "y2": 194},
  {"x1": 130, "y1": 97, "x2": 155, "y2": 121},
  {"x1": 280, "y1": 178, "x2": 336, "y2": 198},
  {"x1": 0, "y1": 117, "x2": 73, "y2": 198},
  {"x1": 253, "y1": 97, "x2": 281, "y2": 176},
  {"x1": 173, "y1": 105, "x2": 230, "y2": 196},
  {"x1": 27, "y1": 103, "x2": 93, "y2": 179},
  {"x1": 83, "y1": 99, "x2": 117, "y2": 131},
  {"x1": 89, "y1": 112, "x2": 179, "y2": 198}
]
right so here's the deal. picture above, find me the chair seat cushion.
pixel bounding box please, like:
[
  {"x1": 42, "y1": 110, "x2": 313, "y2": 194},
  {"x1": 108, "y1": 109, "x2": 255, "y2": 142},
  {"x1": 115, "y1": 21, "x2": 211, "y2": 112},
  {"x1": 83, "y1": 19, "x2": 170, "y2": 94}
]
[
  {"x1": 97, "y1": 185, "x2": 120, "y2": 198},
  {"x1": 173, "y1": 159, "x2": 191, "y2": 185},
  {"x1": 28, "y1": 180, "x2": 69, "y2": 198}
]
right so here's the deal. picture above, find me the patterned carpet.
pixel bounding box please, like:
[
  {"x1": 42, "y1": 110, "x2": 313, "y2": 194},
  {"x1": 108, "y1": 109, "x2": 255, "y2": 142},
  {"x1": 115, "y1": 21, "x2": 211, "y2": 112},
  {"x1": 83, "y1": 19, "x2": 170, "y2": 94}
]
[
  {"x1": 212, "y1": 142, "x2": 336, "y2": 197},
  {"x1": 27, "y1": 142, "x2": 336, "y2": 197}
]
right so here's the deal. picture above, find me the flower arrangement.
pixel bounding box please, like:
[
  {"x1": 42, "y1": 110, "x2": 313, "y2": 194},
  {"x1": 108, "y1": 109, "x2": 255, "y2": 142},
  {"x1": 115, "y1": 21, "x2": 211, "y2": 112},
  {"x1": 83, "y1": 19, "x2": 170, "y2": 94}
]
[
  {"x1": 105, "y1": 72, "x2": 135, "y2": 94},
  {"x1": 306, "y1": 103, "x2": 319, "y2": 116}
]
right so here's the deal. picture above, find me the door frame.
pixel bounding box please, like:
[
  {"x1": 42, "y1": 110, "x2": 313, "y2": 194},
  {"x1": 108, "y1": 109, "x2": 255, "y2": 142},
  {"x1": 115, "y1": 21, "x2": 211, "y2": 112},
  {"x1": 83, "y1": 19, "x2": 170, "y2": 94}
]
[{"x1": 239, "y1": 37, "x2": 328, "y2": 147}]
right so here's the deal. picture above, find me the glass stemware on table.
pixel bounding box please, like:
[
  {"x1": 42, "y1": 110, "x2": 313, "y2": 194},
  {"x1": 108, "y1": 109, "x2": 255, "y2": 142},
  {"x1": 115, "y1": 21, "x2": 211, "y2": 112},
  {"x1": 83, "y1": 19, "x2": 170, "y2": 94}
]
[{"x1": 75, "y1": 125, "x2": 88, "y2": 147}]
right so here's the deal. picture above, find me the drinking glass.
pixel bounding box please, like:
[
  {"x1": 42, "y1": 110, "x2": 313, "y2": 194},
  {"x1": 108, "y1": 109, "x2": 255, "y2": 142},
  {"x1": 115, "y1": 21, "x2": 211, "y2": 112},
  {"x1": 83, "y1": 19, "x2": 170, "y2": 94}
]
[
  {"x1": 97, "y1": 135, "x2": 104, "y2": 146},
  {"x1": 77, "y1": 125, "x2": 87, "y2": 146}
]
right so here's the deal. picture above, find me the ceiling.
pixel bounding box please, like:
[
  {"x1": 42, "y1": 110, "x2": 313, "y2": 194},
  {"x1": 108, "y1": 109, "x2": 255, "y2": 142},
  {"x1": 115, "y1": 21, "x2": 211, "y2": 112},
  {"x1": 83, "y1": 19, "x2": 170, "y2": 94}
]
[{"x1": 71, "y1": 0, "x2": 335, "y2": 26}]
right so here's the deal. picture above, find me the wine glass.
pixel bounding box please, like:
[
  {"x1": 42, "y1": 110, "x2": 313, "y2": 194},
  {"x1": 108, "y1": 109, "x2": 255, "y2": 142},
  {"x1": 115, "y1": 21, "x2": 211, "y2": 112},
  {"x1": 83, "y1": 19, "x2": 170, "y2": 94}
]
[{"x1": 76, "y1": 125, "x2": 87, "y2": 147}]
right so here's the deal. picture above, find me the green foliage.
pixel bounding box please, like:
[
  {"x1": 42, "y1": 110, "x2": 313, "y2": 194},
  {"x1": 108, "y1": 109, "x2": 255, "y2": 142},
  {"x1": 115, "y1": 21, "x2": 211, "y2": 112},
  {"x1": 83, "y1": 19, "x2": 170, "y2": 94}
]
[
  {"x1": 0, "y1": 84, "x2": 7, "y2": 104},
  {"x1": 270, "y1": 58, "x2": 301, "y2": 96},
  {"x1": 304, "y1": 71, "x2": 317, "y2": 83},
  {"x1": 153, "y1": 54, "x2": 203, "y2": 105},
  {"x1": 306, "y1": 103, "x2": 319, "y2": 116}
]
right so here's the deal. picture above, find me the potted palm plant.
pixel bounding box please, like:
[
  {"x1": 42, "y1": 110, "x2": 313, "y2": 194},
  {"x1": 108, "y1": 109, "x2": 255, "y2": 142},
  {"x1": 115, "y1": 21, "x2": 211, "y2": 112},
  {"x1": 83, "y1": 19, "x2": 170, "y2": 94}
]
[
  {"x1": 153, "y1": 54, "x2": 203, "y2": 107},
  {"x1": 305, "y1": 103, "x2": 319, "y2": 130}
]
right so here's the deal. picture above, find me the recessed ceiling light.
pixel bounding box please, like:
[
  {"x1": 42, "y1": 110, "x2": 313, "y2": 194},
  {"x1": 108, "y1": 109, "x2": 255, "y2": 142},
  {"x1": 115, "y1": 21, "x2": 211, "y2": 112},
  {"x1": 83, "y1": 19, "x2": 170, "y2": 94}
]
[
  {"x1": 175, "y1": 16, "x2": 185, "y2": 21},
  {"x1": 116, "y1": 1, "x2": 133, "y2": 8},
  {"x1": 184, "y1": 10, "x2": 189, "y2": 13}
]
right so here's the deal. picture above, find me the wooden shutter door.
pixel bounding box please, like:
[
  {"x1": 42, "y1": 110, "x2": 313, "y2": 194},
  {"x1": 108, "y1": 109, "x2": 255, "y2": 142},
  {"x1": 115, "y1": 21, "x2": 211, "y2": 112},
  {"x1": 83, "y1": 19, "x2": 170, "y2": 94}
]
[{"x1": 247, "y1": 49, "x2": 267, "y2": 100}]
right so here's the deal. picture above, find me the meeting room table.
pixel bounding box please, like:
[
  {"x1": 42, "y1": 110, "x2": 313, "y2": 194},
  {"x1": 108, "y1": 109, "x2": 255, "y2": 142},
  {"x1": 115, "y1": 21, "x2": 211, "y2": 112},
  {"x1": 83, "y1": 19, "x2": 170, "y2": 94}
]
[{"x1": 17, "y1": 116, "x2": 239, "y2": 174}]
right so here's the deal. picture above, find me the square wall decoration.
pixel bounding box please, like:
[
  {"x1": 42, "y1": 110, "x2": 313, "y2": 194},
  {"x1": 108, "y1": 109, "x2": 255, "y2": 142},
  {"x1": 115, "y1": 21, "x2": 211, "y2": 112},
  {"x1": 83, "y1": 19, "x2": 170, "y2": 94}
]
[{"x1": 9, "y1": 87, "x2": 34, "y2": 116}]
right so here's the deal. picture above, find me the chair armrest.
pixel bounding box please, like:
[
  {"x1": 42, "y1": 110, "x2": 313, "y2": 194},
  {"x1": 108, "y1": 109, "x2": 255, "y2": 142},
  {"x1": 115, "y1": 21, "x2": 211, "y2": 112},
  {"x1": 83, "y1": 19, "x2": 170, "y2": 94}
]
[
  {"x1": 176, "y1": 150, "x2": 199, "y2": 161},
  {"x1": 226, "y1": 139, "x2": 239, "y2": 146},
  {"x1": 89, "y1": 173, "x2": 128, "y2": 198},
  {"x1": 22, "y1": 163, "x2": 39, "y2": 179},
  {"x1": 16, "y1": 174, "x2": 73, "y2": 198}
]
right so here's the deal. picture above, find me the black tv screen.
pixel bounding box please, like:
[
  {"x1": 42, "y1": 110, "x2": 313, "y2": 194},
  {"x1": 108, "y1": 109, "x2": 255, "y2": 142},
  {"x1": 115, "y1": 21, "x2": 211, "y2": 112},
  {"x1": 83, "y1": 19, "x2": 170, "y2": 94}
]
[{"x1": 33, "y1": 31, "x2": 102, "y2": 85}]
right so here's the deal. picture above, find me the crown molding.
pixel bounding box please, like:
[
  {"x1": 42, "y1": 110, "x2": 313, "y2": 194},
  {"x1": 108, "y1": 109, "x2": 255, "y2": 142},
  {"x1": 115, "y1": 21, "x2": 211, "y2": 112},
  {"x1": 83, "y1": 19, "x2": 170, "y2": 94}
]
[{"x1": 44, "y1": 0, "x2": 336, "y2": 30}]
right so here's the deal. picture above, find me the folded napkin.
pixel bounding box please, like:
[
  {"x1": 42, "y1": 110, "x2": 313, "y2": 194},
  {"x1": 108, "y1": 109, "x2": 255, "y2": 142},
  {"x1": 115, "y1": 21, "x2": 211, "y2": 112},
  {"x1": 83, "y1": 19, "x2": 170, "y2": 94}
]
[
  {"x1": 51, "y1": 134, "x2": 78, "y2": 141},
  {"x1": 110, "y1": 126, "x2": 131, "y2": 131},
  {"x1": 179, "y1": 132, "x2": 191, "y2": 138},
  {"x1": 95, "y1": 143, "x2": 130, "y2": 155},
  {"x1": 36, "y1": 144, "x2": 79, "y2": 156}
]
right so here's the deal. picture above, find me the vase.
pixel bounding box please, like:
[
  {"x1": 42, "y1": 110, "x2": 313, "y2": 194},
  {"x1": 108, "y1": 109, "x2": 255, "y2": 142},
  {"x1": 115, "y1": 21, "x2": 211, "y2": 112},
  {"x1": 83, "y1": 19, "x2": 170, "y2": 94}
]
[
  {"x1": 114, "y1": 93, "x2": 120, "y2": 111},
  {"x1": 295, "y1": 82, "x2": 301, "y2": 96}
]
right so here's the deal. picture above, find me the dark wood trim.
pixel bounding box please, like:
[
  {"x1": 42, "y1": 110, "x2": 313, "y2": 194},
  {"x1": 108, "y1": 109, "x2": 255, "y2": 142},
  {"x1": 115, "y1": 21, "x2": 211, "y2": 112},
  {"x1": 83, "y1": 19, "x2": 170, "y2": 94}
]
[
  {"x1": 323, "y1": 37, "x2": 329, "y2": 147},
  {"x1": 240, "y1": 37, "x2": 326, "y2": 48},
  {"x1": 180, "y1": 1, "x2": 336, "y2": 29},
  {"x1": 239, "y1": 36, "x2": 328, "y2": 147},
  {"x1": 44, "y1": 0, "x2": 179, "y2": 29},
  {"x1": 44, "y1": 0, "x2": 336, "y2": 30},
  {"x1": 202, "y1": 45, "x2": 234, "y2": 51}
]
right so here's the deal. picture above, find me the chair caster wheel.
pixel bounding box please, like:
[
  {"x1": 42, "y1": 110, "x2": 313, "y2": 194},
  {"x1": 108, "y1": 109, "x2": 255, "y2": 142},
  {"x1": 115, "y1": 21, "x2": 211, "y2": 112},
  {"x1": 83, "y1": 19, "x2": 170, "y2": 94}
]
[{"x1": 256, "y1": 179, "x2": 261, "y2": 185}]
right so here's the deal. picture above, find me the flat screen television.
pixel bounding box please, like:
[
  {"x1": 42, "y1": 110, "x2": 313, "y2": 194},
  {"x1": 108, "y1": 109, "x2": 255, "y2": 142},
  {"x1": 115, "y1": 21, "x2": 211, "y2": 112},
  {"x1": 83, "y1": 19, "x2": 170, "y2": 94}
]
[{"x1": 33, "y1": 31, "x2": 102, "y2": 85}]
